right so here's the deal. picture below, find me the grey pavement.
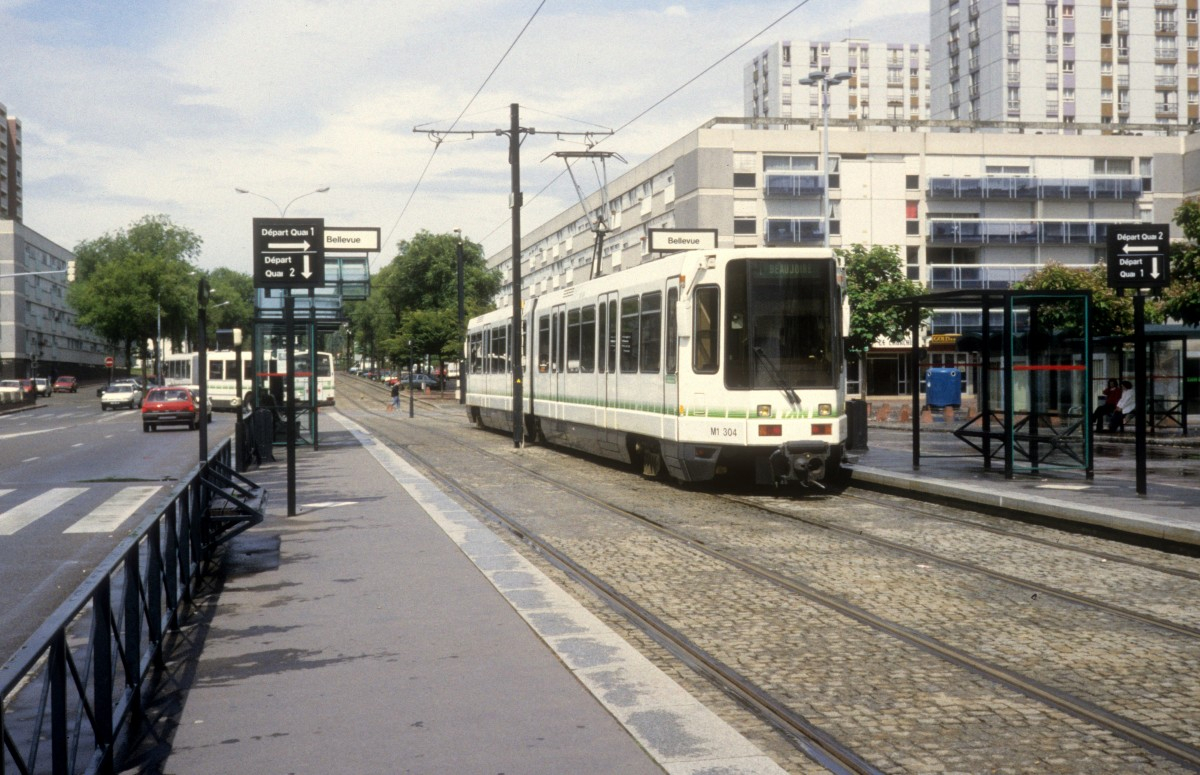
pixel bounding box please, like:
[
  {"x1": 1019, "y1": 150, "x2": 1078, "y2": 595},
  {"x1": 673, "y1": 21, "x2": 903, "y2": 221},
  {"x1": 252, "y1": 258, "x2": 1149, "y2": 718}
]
[
  {"x1": 160, "y1": 411, "x2": 786, "y2": 775},
  {"x1": 852, "y1": 421, "x2": 1200, "y2": 547}
]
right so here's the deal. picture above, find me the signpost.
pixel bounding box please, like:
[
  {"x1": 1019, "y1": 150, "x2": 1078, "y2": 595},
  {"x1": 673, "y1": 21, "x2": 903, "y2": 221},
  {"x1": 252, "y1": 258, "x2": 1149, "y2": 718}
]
[
  {"x1": 1106, "y1": 223, "x2": 1171, "y2": 496},
  {"x1": 324, "y1": 227, "x2": 380, "y2": 253},
  {"x1": 648, "y1": 228, "x2": 718, "y2": 253},
  {"x1": 253, "y1": 218, "x2": 325, "y2": 288},
  {"x1": 1107, "y1": 225, "x2": 1170, "y2": 291}
]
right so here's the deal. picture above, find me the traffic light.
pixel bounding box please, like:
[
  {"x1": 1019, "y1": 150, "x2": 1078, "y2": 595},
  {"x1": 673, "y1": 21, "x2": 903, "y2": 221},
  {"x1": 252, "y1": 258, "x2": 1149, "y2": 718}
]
[{"x1": 66, "y1": 260, "x2": 76, "y2": 282}]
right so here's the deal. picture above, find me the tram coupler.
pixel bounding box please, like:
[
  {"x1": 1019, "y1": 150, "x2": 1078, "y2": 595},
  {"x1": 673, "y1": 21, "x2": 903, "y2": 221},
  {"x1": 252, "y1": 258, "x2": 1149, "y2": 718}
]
[{"x1": 768, "y1": 440, "x2": 830, "y2": 487}]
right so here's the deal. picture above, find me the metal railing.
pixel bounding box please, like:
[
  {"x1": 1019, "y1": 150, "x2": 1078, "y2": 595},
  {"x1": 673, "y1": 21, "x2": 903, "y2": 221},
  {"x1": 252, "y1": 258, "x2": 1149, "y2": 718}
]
[{"x1": 1, "y1": 439, "x2": 243, "y2": 775}]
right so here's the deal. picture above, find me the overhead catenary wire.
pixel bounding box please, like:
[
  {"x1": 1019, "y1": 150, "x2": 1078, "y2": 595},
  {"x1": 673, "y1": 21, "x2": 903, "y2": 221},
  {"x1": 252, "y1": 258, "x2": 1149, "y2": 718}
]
[
  {"x1": 378, "y1": 0, "x2": 548, "y2": 267},
  {"x1": 478, "y1": 0, "x2": 818, "y2": 249}
]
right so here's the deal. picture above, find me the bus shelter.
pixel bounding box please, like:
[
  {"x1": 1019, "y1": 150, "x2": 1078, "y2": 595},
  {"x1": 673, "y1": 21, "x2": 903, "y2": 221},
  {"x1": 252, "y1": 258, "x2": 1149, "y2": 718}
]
[
  {"x1": 1094, "y1": 324, "x2": 1200, "y2": 437},
  {"x1": 887, "y1": 289, "x2": 1093, "y2": 479}
]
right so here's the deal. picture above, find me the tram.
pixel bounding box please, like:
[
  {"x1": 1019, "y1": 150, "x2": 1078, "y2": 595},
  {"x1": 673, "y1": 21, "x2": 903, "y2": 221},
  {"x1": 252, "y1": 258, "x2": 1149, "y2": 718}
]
[{"x1": 465, "y1": 248, "x2": 849, "y2": 487}]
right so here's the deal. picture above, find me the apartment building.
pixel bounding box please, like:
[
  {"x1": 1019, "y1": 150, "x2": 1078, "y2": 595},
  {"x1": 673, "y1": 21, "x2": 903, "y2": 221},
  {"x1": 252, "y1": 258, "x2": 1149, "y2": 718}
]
[
  {"x1": 0, "y1": 102, "x2": 21, "y2": 222},
  {"x1": 746, "y1": 39, "x2": 931, "y2": 122},
  {"x1": 487, "y1": 117, "x2": 1196, "y2": 395},
  {"x1": 931, "y1": 0, "x2": 1199, "y2": 126}
]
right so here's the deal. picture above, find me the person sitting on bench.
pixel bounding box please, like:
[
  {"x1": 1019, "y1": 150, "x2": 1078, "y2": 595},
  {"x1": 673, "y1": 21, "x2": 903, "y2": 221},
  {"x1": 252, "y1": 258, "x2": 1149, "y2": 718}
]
[{"x1": 1108, "y1": 380, "x2": 1136, "y2": 432}]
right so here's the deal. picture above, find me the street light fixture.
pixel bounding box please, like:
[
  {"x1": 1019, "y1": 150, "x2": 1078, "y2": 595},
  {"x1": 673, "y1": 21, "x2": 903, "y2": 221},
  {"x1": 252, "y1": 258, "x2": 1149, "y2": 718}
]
[
  {"x1": 798, "y1": 70, "x2": 851, "y2": 247},
  {"x1": 234, "y1": 186, "x2": 330, "y2": 217}
]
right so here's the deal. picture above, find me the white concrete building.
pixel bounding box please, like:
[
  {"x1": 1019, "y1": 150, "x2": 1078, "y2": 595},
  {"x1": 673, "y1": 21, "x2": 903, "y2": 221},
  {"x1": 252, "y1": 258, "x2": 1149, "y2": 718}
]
[
  {"x1": 487, "y1": 117, "x2": 1196, "y2": 395},
  {"x1": 931, "y1": 0, "x2": 1198, "y2": 127},
  {"x1": 746, "y1": 39, "x2": 930, "y2": 122}
]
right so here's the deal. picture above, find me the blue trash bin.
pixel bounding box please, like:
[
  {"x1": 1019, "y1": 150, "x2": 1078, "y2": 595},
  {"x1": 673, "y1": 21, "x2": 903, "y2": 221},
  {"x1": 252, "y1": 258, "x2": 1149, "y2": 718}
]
[{"x1": 925, "y1": 367, "x2": 962, "y2": 409}]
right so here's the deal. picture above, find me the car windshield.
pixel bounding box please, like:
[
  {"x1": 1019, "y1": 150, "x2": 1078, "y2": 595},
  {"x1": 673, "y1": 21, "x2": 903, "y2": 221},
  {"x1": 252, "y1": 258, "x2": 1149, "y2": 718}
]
[{"x1": 155, "y1": 390, "x2": 190, "y2": 401}]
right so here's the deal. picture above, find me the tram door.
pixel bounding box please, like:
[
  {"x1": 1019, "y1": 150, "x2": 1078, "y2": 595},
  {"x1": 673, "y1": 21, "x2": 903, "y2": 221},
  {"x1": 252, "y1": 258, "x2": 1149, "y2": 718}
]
[
  {"x1": 598, "y1": 292, "x2": 620, "y2": 438},
  {"x1": 550, "y1": 304, "x2": 566, "y2": 410}
]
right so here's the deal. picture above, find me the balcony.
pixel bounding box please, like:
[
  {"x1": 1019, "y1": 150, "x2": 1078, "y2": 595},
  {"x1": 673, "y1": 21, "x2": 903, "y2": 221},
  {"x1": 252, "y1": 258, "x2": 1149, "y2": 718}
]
[
  {"x1": 927, "y1": 218, "x2": 1118, "y2": 246},
  {"x1": 763, "y1": 173, "x2": 823, "y2": 198},
  {"x1": 1157, "y1": 75, "x2": 1179, "y2": 87},
  {"x1": 928, "y1": 264, "x2": 1032, "y2": 290},
  {"x1": 765, "y1": 218, "x2": 826, "y2": 246},
  {"x1": 927, "y1": 175, "x2": 1143, "y2": 200}
]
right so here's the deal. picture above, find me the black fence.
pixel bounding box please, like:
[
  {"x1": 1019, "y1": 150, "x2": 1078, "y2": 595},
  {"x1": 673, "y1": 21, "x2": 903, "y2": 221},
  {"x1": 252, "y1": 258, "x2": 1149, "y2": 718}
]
[{"x1": 0, "y1": 439, "x2": 262, "y2": 775}]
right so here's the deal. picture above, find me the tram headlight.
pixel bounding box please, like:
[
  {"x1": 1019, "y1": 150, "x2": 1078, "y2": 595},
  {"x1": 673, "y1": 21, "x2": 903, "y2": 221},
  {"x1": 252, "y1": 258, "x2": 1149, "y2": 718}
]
[
  {"x1": 756, "y1": 404, "x2": 772, "y2": 417},
  {"x1": 817, "y1": 403, "x2": 833, "y2": 417}
]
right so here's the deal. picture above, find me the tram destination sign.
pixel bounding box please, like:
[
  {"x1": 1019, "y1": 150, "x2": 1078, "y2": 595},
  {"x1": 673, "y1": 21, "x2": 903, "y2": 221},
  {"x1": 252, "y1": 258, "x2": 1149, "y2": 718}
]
[
  {"x1": 1106, "y1": 224, "x2": 1170, "y2": 290},
  {"x1": 253, "y1": 218, "x2": 325, "y2": 288}
]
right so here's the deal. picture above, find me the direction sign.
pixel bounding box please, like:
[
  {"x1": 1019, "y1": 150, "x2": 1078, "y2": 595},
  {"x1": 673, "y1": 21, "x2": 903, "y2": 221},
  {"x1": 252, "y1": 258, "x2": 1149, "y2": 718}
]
[
  {"x1": 253, "y1": 218, "x2": 325, "y2": 288},
  {"x1": 324, "y1": 227, "x2": 380, "y2": 253},
  {"x1": 1107, "y1": 224, "x2": 1170, "y2": 290}
]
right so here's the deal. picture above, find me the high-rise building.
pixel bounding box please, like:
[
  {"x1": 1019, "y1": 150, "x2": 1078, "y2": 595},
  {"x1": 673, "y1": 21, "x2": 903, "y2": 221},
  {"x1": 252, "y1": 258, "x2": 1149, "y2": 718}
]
[
  {"x1": 931, "y1": 0, "x2": 1197, "y2": 127},
  {"x1": 0, "y1": 102, "x2": 21, "y2": 222},
  {"x1": 746, "y1": 40, "x2": 930, "y2": 122}
]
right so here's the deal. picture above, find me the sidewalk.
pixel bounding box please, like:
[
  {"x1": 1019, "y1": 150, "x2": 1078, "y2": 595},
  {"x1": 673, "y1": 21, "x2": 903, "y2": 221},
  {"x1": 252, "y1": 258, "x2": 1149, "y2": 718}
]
[
  {"x1": 160, "y1": 411, "x2": 787, "y2": 775},
  {"x1": 852, "y1": 423, "x2": 1200, "y2": 547}
]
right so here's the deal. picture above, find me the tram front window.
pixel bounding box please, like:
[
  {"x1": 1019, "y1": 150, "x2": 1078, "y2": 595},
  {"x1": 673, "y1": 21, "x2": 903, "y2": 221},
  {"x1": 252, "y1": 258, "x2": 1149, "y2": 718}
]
[{"x1": 725, "y1": 258, "x2": 837, "y2": 390}]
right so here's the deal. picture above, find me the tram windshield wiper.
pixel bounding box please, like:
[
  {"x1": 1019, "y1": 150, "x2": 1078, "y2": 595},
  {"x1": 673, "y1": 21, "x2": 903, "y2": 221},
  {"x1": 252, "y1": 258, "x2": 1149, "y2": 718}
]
[{"x1": 753, "y1": 347, "x2": 801, "y2": 409}]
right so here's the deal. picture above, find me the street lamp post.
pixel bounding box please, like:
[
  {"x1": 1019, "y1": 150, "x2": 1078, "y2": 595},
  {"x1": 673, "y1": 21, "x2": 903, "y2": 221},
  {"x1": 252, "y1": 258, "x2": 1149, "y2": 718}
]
[
  {"x1": 454, "y1": 228, "x2": 466, "y2": 405},
  {"x1": 798, "y1": 70, "x2": 851, "y2": 247},
  {"x1": 234, "y1": 186, "x2": 330, "y2": 217}
]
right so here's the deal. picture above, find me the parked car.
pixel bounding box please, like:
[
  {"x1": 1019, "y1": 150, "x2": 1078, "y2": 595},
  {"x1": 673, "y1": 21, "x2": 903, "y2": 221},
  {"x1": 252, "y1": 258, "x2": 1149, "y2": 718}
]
[
  {"x1": 32, "y1": 377, "x2": 51, "y2": 396},
  {"x1": 100, "y1": 382, "x2": 143, "y2": 410},
  {"x1": 141, "y1": 386, "x2": 212, "y2": 431},
  {"x1": 398, "y1": 373, "x2": 440, "y2": 390},
  {"x1": 53, "y1": 376, "x2": 78, "y2": 393},
  {"x1": 1, "y1": 378, "x2": 37, "y2": 399}
]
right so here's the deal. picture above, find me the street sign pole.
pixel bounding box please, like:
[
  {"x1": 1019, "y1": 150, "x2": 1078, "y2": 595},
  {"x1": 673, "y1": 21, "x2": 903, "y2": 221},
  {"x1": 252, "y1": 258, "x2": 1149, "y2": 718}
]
[{"x1": 1106, "y1": 224, "x2": 1170, "y2": 497}]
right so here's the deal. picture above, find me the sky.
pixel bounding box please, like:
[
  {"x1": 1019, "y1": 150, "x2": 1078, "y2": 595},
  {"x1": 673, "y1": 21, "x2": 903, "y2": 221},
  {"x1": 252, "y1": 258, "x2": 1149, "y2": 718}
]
[{"x1": 0, "y1": 0, "x2": 928, "y2": 275}]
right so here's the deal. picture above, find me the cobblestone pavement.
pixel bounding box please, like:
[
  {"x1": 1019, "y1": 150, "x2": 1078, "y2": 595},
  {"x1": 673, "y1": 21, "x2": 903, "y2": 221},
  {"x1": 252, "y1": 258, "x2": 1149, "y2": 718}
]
[{"x1": 337, "y1": 383, "x2": 1200, "y2": 773}]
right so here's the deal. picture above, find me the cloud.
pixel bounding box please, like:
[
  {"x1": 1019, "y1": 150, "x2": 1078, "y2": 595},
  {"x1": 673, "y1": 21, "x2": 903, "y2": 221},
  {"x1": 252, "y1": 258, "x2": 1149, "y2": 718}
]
[{"x1": 2, "y1": 0, "x2": 927, "y2": 269}]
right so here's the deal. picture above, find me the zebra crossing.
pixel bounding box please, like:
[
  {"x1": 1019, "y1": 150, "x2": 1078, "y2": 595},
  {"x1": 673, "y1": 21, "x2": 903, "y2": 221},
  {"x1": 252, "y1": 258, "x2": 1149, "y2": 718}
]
[{"x1": 0, "y1": 485, "x2": 162, "y2": 536}]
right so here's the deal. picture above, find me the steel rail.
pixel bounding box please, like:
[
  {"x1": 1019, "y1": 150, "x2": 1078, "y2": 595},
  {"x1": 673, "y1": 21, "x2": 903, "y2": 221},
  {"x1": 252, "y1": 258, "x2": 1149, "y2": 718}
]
[
  {"x1": 352, "y1": 394, "x2": 1200, "y2": 771},
  {"x1": 726, "y1": 493, "x2": 1200, "y2": 639}
]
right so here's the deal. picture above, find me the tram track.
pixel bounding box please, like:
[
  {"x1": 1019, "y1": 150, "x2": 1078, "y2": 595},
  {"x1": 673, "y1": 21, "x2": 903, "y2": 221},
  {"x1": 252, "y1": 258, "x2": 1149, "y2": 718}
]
[{"x1": 337, "y1": 388, "x2": 1200, "y2": 772}]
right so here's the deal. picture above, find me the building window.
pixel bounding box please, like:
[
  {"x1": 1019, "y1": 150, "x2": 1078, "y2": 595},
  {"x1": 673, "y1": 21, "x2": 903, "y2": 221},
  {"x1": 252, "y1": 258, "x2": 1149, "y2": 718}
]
[
  {"x1": 733, "y1": 172, "x2": 757, "y2": 188},
  {"x1": 733, "y1": 217, "x2": 757, "y2": 234},
  {"x1": 906, "y1": 174, "x2": 920, "y2": 190}
]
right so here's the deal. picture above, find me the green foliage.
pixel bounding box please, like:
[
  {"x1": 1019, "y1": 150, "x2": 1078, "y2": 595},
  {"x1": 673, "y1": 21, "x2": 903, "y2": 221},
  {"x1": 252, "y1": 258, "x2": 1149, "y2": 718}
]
[
  {"x1": 1165, "y1": 199, "x2": 1200, "y2": 326},
  {"x1": 1012, "y1": 261, "x2": 1146, "y2": 337},
  {"x1": 205, "y1": 267, "x2": 256, "y2": 340},
  {"x1": 358, "y1": 230, "x2": 500, "y2": 367},
  {"x1": 837, "y1": 244, "x2": 924, "y2": 353},
  {"x1": 69, "y1": 215, "x2": 205, "y2": 367}
]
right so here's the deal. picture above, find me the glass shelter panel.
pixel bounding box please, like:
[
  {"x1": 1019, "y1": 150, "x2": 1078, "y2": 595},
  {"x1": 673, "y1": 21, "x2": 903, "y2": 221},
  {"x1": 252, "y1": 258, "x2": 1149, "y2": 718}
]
[{"x1": 1006, "y1": 294, "x2": 1091, "y2": 473}]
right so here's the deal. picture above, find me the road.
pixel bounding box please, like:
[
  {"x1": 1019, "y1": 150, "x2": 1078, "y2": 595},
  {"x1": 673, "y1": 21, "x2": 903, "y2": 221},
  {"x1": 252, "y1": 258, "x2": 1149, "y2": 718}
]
[{"x1": 0, "y1": 388, "x2": 234, "y2": 664}]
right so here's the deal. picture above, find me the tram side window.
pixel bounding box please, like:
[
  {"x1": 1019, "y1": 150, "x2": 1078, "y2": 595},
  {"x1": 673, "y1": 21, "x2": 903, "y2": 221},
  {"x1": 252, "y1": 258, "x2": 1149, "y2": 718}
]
[
  {"x1": 538, "y1": 316, "x2": 550, "y2": 373},
  {"x1": 209, "y1": 360, "x2": 223, "y2": 380},
  {"x1": 567, "y1": 309, "x2": 581, "y2": 372},
  {"x1": 620, "y1": 296, "x2": 640, "y2": 373},
  {"x1": 468, "y1": 332, "x2": 482, "y2": 374},
  {"x1": 580, "y1": 305, "x2": 596, "y2": 373},
  {"x1": 639, "y1": 292, "x2": 661, "y2": 373},
  {"x1": 491, "y1": 324, "x2": 508, "y2": 374},
  {"x1": 693, "y1": 285, "x2": 720, "y2": 374},
  {"x1": 666, "y1": 287, "x2": 678, "y2": 375}
]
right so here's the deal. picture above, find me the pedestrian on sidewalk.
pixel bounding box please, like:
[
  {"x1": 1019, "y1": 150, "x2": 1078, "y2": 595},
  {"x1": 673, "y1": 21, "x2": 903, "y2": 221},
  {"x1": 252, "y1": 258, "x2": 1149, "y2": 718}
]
[{"x1": 388, "y1": 381, "x2": 400, "y2": 412}]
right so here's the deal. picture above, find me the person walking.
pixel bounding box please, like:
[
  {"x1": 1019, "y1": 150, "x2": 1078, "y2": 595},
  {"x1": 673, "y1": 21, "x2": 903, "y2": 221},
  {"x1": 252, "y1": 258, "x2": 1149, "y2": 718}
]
[{"x1": 388, "y1": 380, "x2": 400, "y2": 412}]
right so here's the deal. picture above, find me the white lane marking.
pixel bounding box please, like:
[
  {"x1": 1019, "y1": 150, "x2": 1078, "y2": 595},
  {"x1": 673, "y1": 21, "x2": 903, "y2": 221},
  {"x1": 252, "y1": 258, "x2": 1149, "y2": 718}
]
[
  {"x1": 21, "y1": 457, "x2": 40, "y2": 463},
  {"x1": 64, "y1": 486, "x2": 161, "y2": 534},
  {"x1": 0, "y1": 489, "x2": 12, "y2": 499},
  {"x1": 0, "y1": 488, "x2": 88, "y2": 535}
]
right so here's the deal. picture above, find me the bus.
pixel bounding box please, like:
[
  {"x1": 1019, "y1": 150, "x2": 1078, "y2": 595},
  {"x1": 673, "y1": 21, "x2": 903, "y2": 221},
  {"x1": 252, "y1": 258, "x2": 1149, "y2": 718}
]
[{"x1": 161, "y1": 351, "x2": 335, "y2": 410}]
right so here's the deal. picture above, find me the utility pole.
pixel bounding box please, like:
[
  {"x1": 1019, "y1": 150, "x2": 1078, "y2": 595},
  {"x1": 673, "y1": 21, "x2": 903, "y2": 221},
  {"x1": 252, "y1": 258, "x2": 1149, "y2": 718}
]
[{"x1": 414, "y1": 103, "x2": 611, "y2": 448}]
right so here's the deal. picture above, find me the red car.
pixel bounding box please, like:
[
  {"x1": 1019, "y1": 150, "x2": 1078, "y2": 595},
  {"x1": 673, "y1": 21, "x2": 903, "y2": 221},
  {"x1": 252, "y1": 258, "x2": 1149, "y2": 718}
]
[
  {"x1": 53, "y1": 376, "x2": 78, "y2": 393},
  {"x1": 141, "y1": 386, "x2": 212, "y2": 432}
]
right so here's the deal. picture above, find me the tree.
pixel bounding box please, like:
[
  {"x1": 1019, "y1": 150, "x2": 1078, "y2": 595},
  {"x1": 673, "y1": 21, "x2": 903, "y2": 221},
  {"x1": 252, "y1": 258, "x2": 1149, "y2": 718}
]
[
  {"x1": 1012, "y1": 261, "x2": 1150, "y2": 337},
  {"x1": 69, "y1": 215, "x2": 203, "y2": 375},
  {"x1": 205, "y1": 267, "x2": 256, "y2": 344},
  {"x1": 365, "y1": 230, "x2": 501, "y2": 370},
  {"x1": 1164, "y1": 199, "x2": 1200, "y2": 326},
  {"x1": 837, "y1": 244, "x2": 924, "y2": 395}
]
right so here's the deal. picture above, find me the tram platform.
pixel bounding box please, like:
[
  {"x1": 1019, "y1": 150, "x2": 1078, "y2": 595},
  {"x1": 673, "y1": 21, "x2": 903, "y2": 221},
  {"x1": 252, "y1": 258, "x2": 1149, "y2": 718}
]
[
  {"x1": 852, "y1": 421, "x2": 1200, "y2": 548},
  {"x1": 155, "y1": 411, "x2": 786, "y2": 775}
]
